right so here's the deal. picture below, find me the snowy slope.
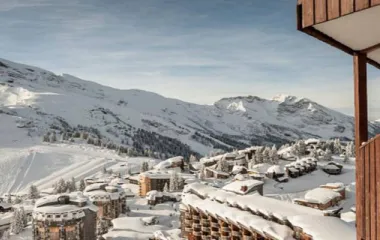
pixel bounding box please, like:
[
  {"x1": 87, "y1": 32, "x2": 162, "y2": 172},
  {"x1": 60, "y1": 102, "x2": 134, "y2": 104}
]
[
  {"x1": 0, "y1": 141, "x2": 157, "y2": 195},
  {"x1": 1, "y1": 58, "x2": 379, "y2": 155}
]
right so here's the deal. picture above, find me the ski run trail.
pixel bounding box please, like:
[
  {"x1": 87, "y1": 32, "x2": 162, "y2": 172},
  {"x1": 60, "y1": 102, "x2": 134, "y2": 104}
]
[{"x1": 0, "y1": 143, "x2": 154, "y2": 195}]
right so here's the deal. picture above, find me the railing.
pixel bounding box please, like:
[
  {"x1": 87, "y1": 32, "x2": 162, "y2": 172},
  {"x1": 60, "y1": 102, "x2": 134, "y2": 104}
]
[
  {"x1": 297, "y1": 0, "x2": 380, "y2": 28},
  {"x1": 357, "y1": 135, "x2": 380, "y2": 240}
]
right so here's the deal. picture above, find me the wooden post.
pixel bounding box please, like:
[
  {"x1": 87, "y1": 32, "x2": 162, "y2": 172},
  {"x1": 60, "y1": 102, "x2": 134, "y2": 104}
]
[{"x1": 354, "y1": 52, "x2": 368, "y2": 240}]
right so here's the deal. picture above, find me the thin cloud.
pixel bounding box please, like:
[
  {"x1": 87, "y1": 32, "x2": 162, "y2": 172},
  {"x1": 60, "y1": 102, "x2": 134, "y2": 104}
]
[{"x1": 0, "y1": 0, "x2": 379, "y2": 119}]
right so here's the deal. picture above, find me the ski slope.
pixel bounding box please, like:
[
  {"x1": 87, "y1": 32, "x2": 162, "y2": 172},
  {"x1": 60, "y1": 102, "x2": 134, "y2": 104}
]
[{"x1": 0, "y1": 143, "x2": 156, "y2": 195}]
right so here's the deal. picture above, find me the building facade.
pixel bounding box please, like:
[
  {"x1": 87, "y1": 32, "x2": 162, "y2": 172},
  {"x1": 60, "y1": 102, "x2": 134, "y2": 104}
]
[
  {"x1": 32, "y1": 194, "x2": 97, "y2": 240},
  {"x1": 83, "y1": 183, "x2": 126, "y2": 224},
  {"x1": 139, "y1": 172, "x2": 171, "y2": 197}
]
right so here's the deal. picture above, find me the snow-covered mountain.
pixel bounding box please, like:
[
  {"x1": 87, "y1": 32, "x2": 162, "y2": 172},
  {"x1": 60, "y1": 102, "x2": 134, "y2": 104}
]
[{"x1": 0, "y1": 58, "x2": 379, "y2": 155}]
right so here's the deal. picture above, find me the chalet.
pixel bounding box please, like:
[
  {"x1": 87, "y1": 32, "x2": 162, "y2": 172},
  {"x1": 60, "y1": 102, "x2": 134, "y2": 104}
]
[
  {"x1": 231, "y1": 165, "x2": 248, "y2": 175},
  {"x1": 294, "y1": 187, "x2": 342, "y2": 210},
  {"x1": 146, "y1": 190, "x2": 180, "y2": 205},
  {"x1": 266, "y1": 165, "x2": 285, "y2": 180},
  {"x1": 320, "y1": 182, "x2": 346, "y2": 199},
  {"x1": 0, "y1": 203, "x2": 11, "y2": 213},
  {"x1": 222, "y1": 179, "x2": 264, "y2": 196},
  {"x1": 286, "y1": 166, "x2": 300, "y2": 178},
  {"x1": 322, "y1": 162, "x2": 343, "y2": 175},
  {"x1": 32, "y1": 193, "x2": 98, "y2": 240},
  {"x1": 204, "y1": 167, "x2": 230, "y2": 179},
  {"x1": 128, "y1": 175, "x2": 140, "y2": 185},
  {"x1": 154, "y1": 156, "x2": 184, "y2": 171}
]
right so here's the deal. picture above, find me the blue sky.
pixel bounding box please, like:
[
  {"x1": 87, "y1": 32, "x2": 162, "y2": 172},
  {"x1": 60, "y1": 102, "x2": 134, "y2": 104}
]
[{"x1": 1, "y1": 0, "x2": 380, "y2": 119}]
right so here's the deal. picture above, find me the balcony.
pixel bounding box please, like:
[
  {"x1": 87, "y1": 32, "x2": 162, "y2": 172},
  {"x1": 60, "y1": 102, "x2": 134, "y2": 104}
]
[
  {"x1": 193, "y1": 215, "x2": 200, "y2": 220},
  {"x1": 211, "y1": 231, "x2": 220, "y2": 237},
  {"x1": 184, "y1": 219, "x2": 192, "y2": 224},
  {"x1": 221, "y1": 227, "x2": 230, "y2": 232},
  {"x1": 201, "y1": 227, "x2": 210, "y2": 233},
  {"x1": 232, "y1": 231, "x2": 241, "y2": 237},
  {"x1": 211, "y1": 222, "x2": 219, "y2": 228},
  {"x1": 193, "y1": 231, "x2": 202, "y2": 236},
  {"x1": 184, "y1": 227, "x2": 192, "y2": 232}
]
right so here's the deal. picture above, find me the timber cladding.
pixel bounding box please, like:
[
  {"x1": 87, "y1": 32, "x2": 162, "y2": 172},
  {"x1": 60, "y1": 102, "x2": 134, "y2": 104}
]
[
  {"x1": 298, "y1": 0, "x2": 380, "y2": 28},
  {"x1": 356, "y1": 135, "x2": 380, "y2": 240}
]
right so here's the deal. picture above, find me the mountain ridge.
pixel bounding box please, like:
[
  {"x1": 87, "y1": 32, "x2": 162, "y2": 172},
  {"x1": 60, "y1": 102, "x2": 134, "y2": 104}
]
[{"x1": 1, "y1": 58, "x2": 379, "y2": 156}]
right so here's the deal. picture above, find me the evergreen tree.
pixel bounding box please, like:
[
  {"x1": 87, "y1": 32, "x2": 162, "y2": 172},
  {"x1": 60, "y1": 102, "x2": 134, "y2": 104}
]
[
  {"x1": 262, "y1": 147, "x2": 270, "y2": 163},
  {"x1": 54, "y1": 178, "x2": 67, "y2": 193},
  {"x1": 10, "y1": 208, "x2": 24, "y2": 234},
  {"x1": 7, "y1": 194, "x2": 12, "y2": 204},
  {"x1": 42, "y1": 133, "x2": 50, "y2": 142},
  {"x1": 216, "y1": 158, "x2": 229, "y2": 172},
  {"x1": 28, "y1": 185, "x2": 39, "y2": 199},
  {"x1": 19, "y1": 207, "x2": 27, "y2": 228},
  {"x1": 343, "y1": 153, "x2": 349, "y2": 163},
  {"x1": 169, "y1": 172, "x2": 180, "y2": 192},
  {"x1": 310, "y1": 149, "x2": 318, "y2": 158},
  {"x1": 163, "y1": 182, "x2": 169, "y2": 192},
  {"x1": 298, "y1": 140, "x2": 306, "y2": 156},
  {"x1": 199, "y1": 165, "x2": 205, "y2": 180},
  {"x1": 1, "y1": 229, "x2": 10, "y2": 240},
  {"x1": 255, "y1": 148, "x2": 263, "y2": 163},
  {"x1": 13, "y1": 197, "x2": 22, "y2": 204},
  {"x1": 189, "y1": 154, "x2": 197, "y2": 163},
  {"x1": 79, "y1": 179, "x2": 86, "y2": 191},
  {"x1": 60, "y1": 132, "x2": 66, "y2": 142},
  {"x1": 333, "y1": 139, "x2": 342, "y2": 154},
  {"x1": 68, "y1": 177, "x2": 76, "y2": 192},
  {"x1": 323, "y1": 149, "x2": 333, "y2": 161},
  {"x1": 102, "y1": 166, "x2": 107, "y2": 174},
  {"x1": 50, "y1": 132, "x2": 57, "y2": 143},
  {"x1": 270, "y1": 145, "x2": 279, "y2": 164}
]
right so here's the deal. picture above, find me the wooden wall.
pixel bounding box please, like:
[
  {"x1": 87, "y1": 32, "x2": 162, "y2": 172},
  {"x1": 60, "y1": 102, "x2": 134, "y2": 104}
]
[
  {"x1": 298, "y1": 0, "x2": 380, "y2": 28},
  {"x1": 357, "y1": 135, "x2": 380, "y2": 240}
]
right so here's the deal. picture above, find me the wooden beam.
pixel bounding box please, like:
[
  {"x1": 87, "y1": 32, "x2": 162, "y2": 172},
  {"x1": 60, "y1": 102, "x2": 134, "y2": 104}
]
[
  {"x1": 315, "y1": 0, "x2": 327, "y2": 23},
  {"x1": 354, "y1": 52, "x2": 368, "y2": 154},
  {"x1": 327, "y1": 0, "x2": 341, "y2": 20},
  {"x1": 354, "y1": 52, "x2": 368, "y2": 240},
  {"x1": 370, "y1": 141, "x2": 377, "y2": 240},
  {"x1": 300, "y1": 27, "x2": 380, "y2": 70},
  {"x1": 361, "y1": 42, "x2": 380, "y2": 54}
]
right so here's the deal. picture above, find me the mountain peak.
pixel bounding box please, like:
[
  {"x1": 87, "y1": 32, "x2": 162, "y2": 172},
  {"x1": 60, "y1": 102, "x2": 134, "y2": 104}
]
[{"x1": 271, "y1": 94, "x2": 301, "y2": 103}]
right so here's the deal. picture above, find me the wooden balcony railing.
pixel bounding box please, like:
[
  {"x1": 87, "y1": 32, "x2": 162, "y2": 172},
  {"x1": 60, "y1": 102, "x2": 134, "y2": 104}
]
[
  {"x1": 297, "y1": 0, "x2": 380, "y2": 29},
  {"x1": 357, "y1": 135, "x2": 380, "y2": 239}
]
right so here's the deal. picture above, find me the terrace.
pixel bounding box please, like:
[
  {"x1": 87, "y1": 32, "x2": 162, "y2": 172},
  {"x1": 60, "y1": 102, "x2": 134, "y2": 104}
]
[{"x1": 297, "y1": 1, "x2": 380, "y2": 239}]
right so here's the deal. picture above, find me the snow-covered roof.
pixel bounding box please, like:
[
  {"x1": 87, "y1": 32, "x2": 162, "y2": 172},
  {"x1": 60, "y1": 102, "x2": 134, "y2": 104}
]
[
  {"x1": 323, "y1": 164, "x2": 341, "y2": 170},
  {"x1": 320, "y1": 182, "x2": 345, "y2": 189},
  {"x1": 84, "y1": 183, "x2": 107, "y2": 192},
  {"x1": 0, "y1": 203, "x2": 12, "y2": 209},
  {"x1": 233, "y1": 173, "x2": 250, "y2": 181},
  {"x1": 0, "y1": 212, "x2": 13, "y2": 226},
  {"x1": 129, "y1": 175, "x2": 140, "y2": 181},
  {"x1": 109, "y1": 177, "x2": 126, "y2": 186},
  {"x1": 190, "y1": 162, "x2": 202, "y2": 170},
  {"x1": 249, "y1": 163, "x2": 271, "y2": 173},
  {"x1": 266, "y1": 165, "x2": 285, "y2": 174},
  {"x1": 205, "y1": 167, "x2": 230, "y2": 176},
  {"x1": 222, "y1": 180, "x2": 263, "y2": 195},
  {"x1": 139, "y1": 170, "x2": 172, "y2": 179},
  {"x1": 166, "y1": 156, "x2": 184, "y2": 164},
  {"x1": 304, "y1": 188, "x2": 341, "y2": 204},
  {"x1": 287, "y1": 215, "x2": 355, "y2": 240},
  {"x1": 33, "y1": 194, "x2": 97, "y2": 221},
  {"x1": 224, "y1": 152, "x2": 237, "y2": 159},
  {"x1": 184, "y1": 183, "x2": 323, "y2": 220},
  {"x1": 305, "y1": 138, "x2": 321, "y2": 145},
  {"x1": 231, "y1": 165, "x2": 247, "y2": 174},
  {"x1": 182, "y1": 194, "x2": 295, "y2": 240}
]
